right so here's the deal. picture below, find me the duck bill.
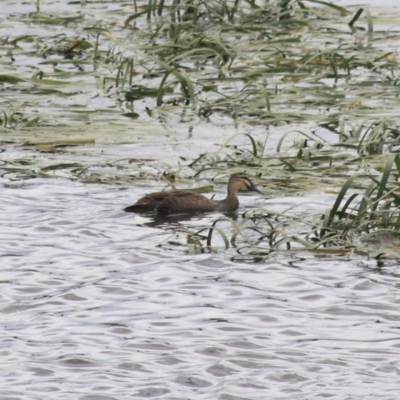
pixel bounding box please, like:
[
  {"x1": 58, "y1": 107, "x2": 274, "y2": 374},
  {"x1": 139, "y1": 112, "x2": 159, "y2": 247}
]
[{"x1": 249, "y1": 183, "x2": 264, "y2": 195}]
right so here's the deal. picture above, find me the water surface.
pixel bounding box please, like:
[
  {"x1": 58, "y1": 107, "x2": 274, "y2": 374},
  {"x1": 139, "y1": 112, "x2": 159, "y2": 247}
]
[
  {"x1": 2, "y1": 1, "x2": 400, "y2": 399},
  {"x1": 2, "y1": 177, "x2": 400, "y2": 399}
]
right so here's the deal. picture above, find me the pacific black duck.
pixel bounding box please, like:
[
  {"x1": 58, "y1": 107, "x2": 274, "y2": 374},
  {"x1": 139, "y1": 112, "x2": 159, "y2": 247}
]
[{"x1": 124, "y1": 173, "x2": 262, "y2": 214}]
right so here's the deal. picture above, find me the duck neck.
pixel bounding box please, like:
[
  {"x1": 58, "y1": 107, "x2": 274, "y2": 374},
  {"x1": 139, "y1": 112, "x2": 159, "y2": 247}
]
[{"x1": 219, "y1": 186, "x2": 239, "y2": 210}]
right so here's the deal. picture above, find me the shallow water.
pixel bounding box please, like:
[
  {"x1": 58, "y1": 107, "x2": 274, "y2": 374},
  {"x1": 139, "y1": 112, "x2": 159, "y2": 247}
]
[
  {"x1": 2, "y1": 177, "x2": 400, "y2": 400},
  {"x1": 2, "y1": 1, "x2": 400, "y2": 399}
]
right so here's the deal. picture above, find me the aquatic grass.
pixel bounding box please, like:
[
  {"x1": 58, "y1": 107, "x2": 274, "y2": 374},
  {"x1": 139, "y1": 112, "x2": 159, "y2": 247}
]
[
  {"x1": 114, "y1": 0, "x2": 400, "y2": 125},
  {"x1": 0, "y1": 111, "x2": 41, "y2": 129},
  {"x1": 3, "y1": 0, "x2": 400, "y2": 261},
  {"x1": 187, "y1": 214, "x2": 258, "y2": 252},
  {"x1": 3, "y1": 0, "x2": 399, "y2": 130},
  {"x1": 0, "y1": 74, "x2": 73, "y2": 86},
  {"x1": 197, "y1": 150, "x2": 400, "y2": 259},
  {"x1": 156, "y1": 66, "x2": 196, "y2": 107},
  {"x1": 206, "y1": 219, "x2": 230, "y2": 249}
]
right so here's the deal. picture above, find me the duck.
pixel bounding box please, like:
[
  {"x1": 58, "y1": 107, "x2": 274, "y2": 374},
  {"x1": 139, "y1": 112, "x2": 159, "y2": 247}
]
[{"x1": 124, "y1": 173, "x2": 263, "y2": 214}]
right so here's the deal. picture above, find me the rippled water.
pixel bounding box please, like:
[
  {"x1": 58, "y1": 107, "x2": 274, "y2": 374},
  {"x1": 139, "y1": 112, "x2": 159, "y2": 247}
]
[
  {"x1": 2, "y1": 0, "x2": 400, "y2": 399},
  {"x1": 1, "y1": 177, "x2": 399, "y2": 400}
]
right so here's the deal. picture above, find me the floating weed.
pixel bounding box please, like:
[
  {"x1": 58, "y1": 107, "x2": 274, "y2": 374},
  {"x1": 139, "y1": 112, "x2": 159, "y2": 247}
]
[
  {"x1": 3, "y1": 1, "x2": 400, "y2": 261},
  {"x1": 183, "y1": 145, "x2": 400, "y2": 259},
  {"x1": 111, "y1": 0, "x2": 399, "y2": 125},
  {"x1": 0, "y1": 111, "x2": 41, "y2": 129},
  {"x1": 206, "y1": 219, "x2": 230, "y2": 250},
  {"x1": 21, "y1": 138, "x2": 96, "y2": 149},
  {"x1": 210, "y1": 154, "x2": 400, "y2": 260},
  {"x1": 3, "y1": 1, "x2": 400, "y2": 129}
]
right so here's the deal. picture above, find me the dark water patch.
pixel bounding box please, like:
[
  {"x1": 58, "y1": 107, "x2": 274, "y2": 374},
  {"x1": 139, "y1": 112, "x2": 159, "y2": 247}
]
[
  {"x1": 134, "y1": 387, "x2": 170, "y2": 398},
  {"x1": 174, "y1": 375, "x2": 212, "y2": 388}
]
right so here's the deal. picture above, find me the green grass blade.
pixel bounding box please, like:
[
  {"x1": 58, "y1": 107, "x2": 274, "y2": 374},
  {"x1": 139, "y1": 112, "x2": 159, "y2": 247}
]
[
  {"x1": 327, "y1": 175, "x2": 357, "y2": 227},
  {"x1": 348, "y1": 8, "x2": 363, "y2": 28},
  {"x1": 374, "y1": 154, "x2": 396, "y2": 205}
]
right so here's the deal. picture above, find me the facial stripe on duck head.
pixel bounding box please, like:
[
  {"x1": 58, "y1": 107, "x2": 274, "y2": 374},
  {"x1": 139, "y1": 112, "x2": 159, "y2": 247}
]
[{"x1": 228, "y1": 173, "x2": 263, "y2": 194}]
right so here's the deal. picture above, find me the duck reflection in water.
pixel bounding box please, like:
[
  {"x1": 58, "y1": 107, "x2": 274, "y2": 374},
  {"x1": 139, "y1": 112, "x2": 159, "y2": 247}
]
[{"x1": 124, "y1": 173, "x2": 263, "y2": 219}]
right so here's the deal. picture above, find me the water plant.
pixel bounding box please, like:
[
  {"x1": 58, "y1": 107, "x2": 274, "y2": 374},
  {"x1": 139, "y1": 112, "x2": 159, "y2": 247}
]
[{"x1": 2, "y1": 0, "x2": 400, "y2": 260}]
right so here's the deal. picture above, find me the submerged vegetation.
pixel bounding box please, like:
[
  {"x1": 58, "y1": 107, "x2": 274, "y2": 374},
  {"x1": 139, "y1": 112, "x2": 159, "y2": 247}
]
[{"x1": 2, "y1": 0, "x2": 400, "y2": 259}]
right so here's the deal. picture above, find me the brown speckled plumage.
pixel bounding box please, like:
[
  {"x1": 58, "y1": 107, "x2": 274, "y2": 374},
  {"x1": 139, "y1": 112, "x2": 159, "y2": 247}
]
[{"x1": 124, "y1": 173, "x2": 262, "y2": 214}]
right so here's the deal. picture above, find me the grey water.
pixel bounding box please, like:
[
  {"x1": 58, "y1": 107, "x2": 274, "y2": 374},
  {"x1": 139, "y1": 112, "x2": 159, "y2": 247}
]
[
  {"x1": 2, "y1": 177, "x2": 400, "y2": 399},
  {"x1": 1, "y1": 1, "x2": 400, "y2": 399}
]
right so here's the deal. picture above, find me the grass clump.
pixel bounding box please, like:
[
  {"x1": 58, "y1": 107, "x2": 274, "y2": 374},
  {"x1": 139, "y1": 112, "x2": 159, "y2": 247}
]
[
  {"x1": 116, "y1": 1, "x2": 400, "y2": 129},
  {"x1": 197, "y1": 153, "x2": 400, "y2": 260},
  {"x1": 3, "y1": 0, "x2": 400, "y2": 261}
]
